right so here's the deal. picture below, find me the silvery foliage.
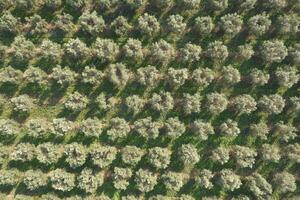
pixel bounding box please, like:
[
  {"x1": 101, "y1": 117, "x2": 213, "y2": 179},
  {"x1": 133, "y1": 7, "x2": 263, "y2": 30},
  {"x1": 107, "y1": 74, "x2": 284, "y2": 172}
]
[
  {"x1": 23, "y1": 66, "x2": 47, "y2": 85},
  {"x1": 123, "y1": 38, "x2": 144, "y2": 61},
  {"x1": 191, "y1": 120, "x2": 214, "y2": 140},
  {"x1": 26, "y1": 14, "x2": 48, "y2": 37},
  {"x1": 150, "y1": 91, "x2": 174, "y2": 112},
  {"x1": 180, "y1": 93, "x2": 201, "y2": 114},
  {"x1": 11, "y1": 36, "x2": 35, "y2": 66},
  {"x1": 220, "y1": 65, "x2": 241, "y2": 86},
  {"x1": 93, "y1": 38, "x2": 119, "y2": 63},
  {"x1": 10, "y1": 143, "x2": 36, "y2": 162},
  {"x1": 211, "y1": 146, "x2": 230, "y2": 165},
  {"x1": 275, "y1": 66, "x2": 299, "y2": 88},
  {"x1": 274, "y1": 121, "x2": 297, "y2": 142},
  {"x1": 134, "y1": 169, "x2": 158, "y2": 192},
  {"x1": 110, "y1": 16, "x2": 132, "y2": 37},
  {"x1": 166, "y1": 14, "x2": 186, "y2": 34},
  {"x1": 107, "y1": 117, "x2": 130, "y2": 141},
  {"x1": 36, "y1": 142, "x2": 62, "y2": 165},
  {"x1": 148, "y1": 147, "x2": 172, "y2": 169},
  {"x1": 206, "y1": 41, "x2": 228, "y2": 63},
  {"x1": 82, "y1": 66, "x2": 103, "y2": 85},
  {"x1": 246, "y1": 173, "x2": 272, "y2": 200},
  {"x1": 80, "y1": 118, "x2": 103, "y2": 138},
  {"x1": 249, "y1": 68, "x2": 270, "y2": 86},
  {"x1": 49, "y1": 169, "x2": 76, "y2": 192},
  {"x1": 54, "y1": 13, "x2": 74, "y2": 34},
  {"x1": 219, "y1": 119, "x2": 240, "y2": 137},
  {"x1": 230, "y1": 94, "x2": 257, "y2": 114},
  {"x1": 89, "y1": 143, "x2": 117, "y2": 168},
  {"x1": 137, "y1": 13, "x2": 160, "y2": 36},
  {"x1": 136, "y1": 65, "x2": 160, "y2": 86},
  {"x1": 206, "y1": 92, "x2": 228, "y2": 114},
  {"x1": 0, "y1": 170, "x2": 19, "y2": 187},
  {"x1": 64, "y1": 143, "x2": 86, "y2": 169},
  {"x1": 108, "y1": 63, "x2": 130, "y2": 86},
  {"x1": 195, "y1": 169, "x2": 214, "y2": 189},
  {"x1": 194, "y1": 16, "x2": 214, "y2": 35},
  {"x1": 178, "y1": 144, "x2": 200, "y2": 166},
  {"x1": 276, "y1": 14, "x2": 299, "y2": 35},
  {"x1": 113, "y1": 167, "x2": 133, "y2": 190},
  {"x1": 23, "y1": 170, "x2": 48, "y2": 191},
  {"x1": 51, "y1": 65, "x2": 77, "y2": 85},
  {"x1": 249, "y1": 122, "x2": 269, "y2": 140},
  {"x1": 95, "y1": 93, "x2": 117, "y2": 111},
  {"x1": 284, "y1": 143, "x2": 300, "y2": 163},
  {"x1": 166, "y1": 67, "x2": 189, "y2": 87},
  {"x1": 25, "y1": 118, "x2": 50, "y2": 138},
  {"x1": 180, "y1": 43, "x2": 202, "y2": 63},
  {"x1": 272, "y1": 172, "x2": 296, "y2": 194},
  {"x1": 64, "y1": 92, "x2": 89, "y2": 111},
  {"x1": 247, "y1": 13, "x2": 271, "y2": 36},
  {"x1": 121, "y1": 145, "x2": 145, "y2": 166},
  {"x1": 0, "y1": 119, "x2": 19, "y2": 138},
  {"x1": 149, "y1": 39, "x2": 175, "y2": 64},
  {"x1": 64, "y1": 38, "x2": 89, "y2": 61},
  {"x1": 288, "y1": 43, "x2": 300, "y2": 65},
  {"x1": 10, "y1": 94, "x2": 33, "y2": 113},
  {"x1": 217, "y1": 169, "x2": 242, "y2": 191},
  {"x1": 125, "y1": 95, "x2": 145, "y2": 114},
  {"x1": 162, "y1": 171, "x2": 185, "y2": 191},
  {"x1": 192, "y1": 68, "x2": 215, "y2": 87},
  {"x1": 232, "y1": 145, "x2": 257, "y2": 168},
  {"x1": 51, "y1": 118, "x2": 73, "y2": 137},
  {"x1": 260, "y1": 40, "x2": 288, "y2": 64},
  {"x1": 258, "y1": 94, "x2": 285, "y2": 114},
  {"x1": 0, "y1": 66, "x2": 23, "y2": 84},
  {"x1": 209, "y1": 0, "x2": 228, "y2": 11},
  {"x1": 235, "y1": 44, "x2": 254, "y2": 61},
  {"x1": 77, "y1": 168, "x2": 103, "y2": 193},
  {"x1": 219, "y1": 13, "x2": 243, "y2": 37},
  {"x1": 134, "y1": 117, "x2": 161, "y2": 139},
  {"x1": 262, "y1": 0, "x2": 286, "y2": 9},
  {"x1": 79, "y1": 11, "x2": 105, "y2": 36},
  {"x1": 164, "y1": 117, "x2": 186, "y2": 137},
  {"x1": 260, "y1": 144, "x2": 281, "y2": 162},
  {"x1": 0, "y1": 11, "x2": 18, "y2": 35}
]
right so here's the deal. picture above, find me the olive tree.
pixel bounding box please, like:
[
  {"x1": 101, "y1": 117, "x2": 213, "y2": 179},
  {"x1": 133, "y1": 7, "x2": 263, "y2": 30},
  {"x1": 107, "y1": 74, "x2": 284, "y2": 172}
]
[
  {"x1": 275, "y1": 66, "x2": 299, "y2": 88},
  {"x1": 121, "y1": 145, "x2": 145, "y2": 166},
  {"x1": 134, "y1": 169, "x2": 158, "y2": 192},
  {"x1": 235, "y1": 44, "x2": 254, "y2": 62},
  {"x1": 288, "y1": 43, "x2": 300, "y2": 65},
  {"x1": 195, "y1": 169, "x2": 214, "y2": 189},
  {"x1": 23, "y1": 66, "x2": 48, "y2": 85},
  {"x1": 230, "y1": 94, "x2": 257, "y2": 114},
  {"x1": 284, "y1": 143, "x2": 300, "y2": 163},
  {"x1": 44, "y1": 0, "x2": 62, "y2": 9},
  {"x1": 260, "y1": 40, "x2": 288, "y2": 64},
  {"x1": 23, "y1": 170, "x2": 48, "y2": 191},
  {"x1": 165, "y1": 14, "x2": 186, "y2": 35},
  {"x1": 192, "y1": 68, "x2": 215, "y2": 88},
  {"x1": 107, "y1": 117, "x2": 130, "y2": 141},
  {"x1": 134, "y1": 117, "x2": 161, "y2": 139},
  {"x1": 260, "y1": 144, "x2": 281, "y2": 162},
  {"x1": 50, "y1": 65, "x2": 77, "y2": 86},
  {"x1": 95, "y1": 93, "x2": 117, "y2": 111},
  {"x1": 0, "y1": 11, "x2": 19, "y2": 35},
  {"x1": 36, "y1": 142, "x2": 62, "y2": 165},
  {"x1": 64, "y1": 92, "x2": 89, "y2": 112},
  {"x1": 274, "y1": 121, "x2": 297, "y2": 142},
  {"x1": 50, "y1": 118, "x2": 73, "y2": 137},
  {"x1": 80, "y1": 118, "x2": 103, "y2": 138},
  {"x1": 82, "y1": 66, "x2": 103, "y2": 85},
  {"x1": 162, "y1": 171, "x2": 185, "y2": 191},
  {"x1": 10, "y1": 95, "x2": 33, "y2": 113},
  {"x1": 53, "y1": 13, "x2": 74, "y2": 35},
  {"x1": 179, "y1": 43, "x2": 202, "y2": 63},
  {"x1": 150, "y1": 91, "x2": 174, "y2": 112},
  {"x1": 136, "y1": 65, "x2": 160, "y2": 86},
  {"x1": 10, "y1": 143, "x2": 36, "y2": 162},
  {"x1": 180, "y1": 93, "x2": 201, "y2": 115},
  {"x1": 211, "y1": 146, "x2": 230, "y2": 165},
  {"x1": 125, "y1": 95, "x2": 145, "y2": 114},
  {"x1": 272, "y1": 172, "x2": 296, "y2": 194},
  {"x1": 288, "y1": 97, "x2": 300, "y2": 114},
  {"x1": 276, "y1": 14, "x2": 299, "y2": 36},
  {"x1": 219, "y1": 119, "x2": 240, "y2": 137},
  {"x1": 249, "y1": 69, "x2": 270, "y2": 86},
  {"x1": 247, "y1": 13, "x2": 271, "y2": 37},
  {"x1": 25, "y1": 118, "x2": 50, "y2": 138},
  {"x1": 262, "y1": 0, "x2": 286, "y2": 9},
  {"x1": 137, "y1": 13, "x2": 160, "y2": 37},
  {"x1": 191, "y1": 120, "x2": 214, "y2": 140},
  {"x1": 258, "y1": 94, "x2": 285, "y2": 114},
  {"x1": 166, "y1": 67, "x2": 189, "y2": 88},
  {"x1": 89, "y1": 144, "x2": 117, "y2": 168},
  {"x1": 246, "y1": 173, "x2": 272, "y2": 200},
  {"x1": 208, "y1": 0, "x2": 228, "y2": 11},
  {"x1": 0, "y1": 119, "x2": 19, "y2": 139},
  {"x1": 206, "y1": 41, "x2": 228, "y2": 64},
  {"x1": 92, "y1": 38, "x2": 119, "y2": 63},
  {"x1": 232, "y1": 145, "x2": 257, "y2": 168},
  {"x1": 149, "y1": 39, "x2": 175, "y2": 64},
  {"x1": 11, "y1": 36, "x2": 35, "y2": 67},
  {"x1": 0, "y1": 170, "x2": 20, "y2": 187},
  {"x1": 123, "y1": 38, "x2": 144, "y2": 62},
  {"x1": 26, "y1": 14, "x2": 48, "y2": 37},
  {"x1": 249, "y1": 122, "x2": 270, "y2": 140},
  {"x1": 219, "y1": 13, "x2": 243, "y2": 38},
  {"x1": 164, "y1": 117, "x2": 186, "y2": 138},
  {"x1": 217, "y1": 169, "x2": 242, "y2": 191},
  {"x1": 178, "y1": 144, "x2": 200, "y2": 167},
  {"x1": 0, "y1": 66, "x2": 23, "y2": 85},
  {"x1": 78, "y1": 11, "x2": 105, "y2": 36},
  {"x1": 49, "y1": 169, "x2": 76, "y2": 192},
  {"x1": 112, "y1": 167, "x2": 132, "y2": 190},
  {"x1": 220, "y1": 65, "x2": 241, "y2": 86},
  {"x1": 64, "y1": 143, "x2": 86, "y2": 169},
  {"x1": 194, "y1": 16, "x2": 214, "y2": 36},
  {"x1": 237, "y1": 0, "x2": 257, "y2": 12},
  {"x1": 110, "y1": 16, "x2": 132, "y2": 37},
  {"x1": 64, "y1": 38, "x2": 89, "y2": 62},
  {"x1": 108, "y1": 63, "x2": 130, "y2": 87},
  {"x1": 77, "y1": 168, "x2": 103, "y2": 194},
  {"x1": 148, "y1": 147, "x2": 172, "y2": 169},
  {"x1": 206, "y1": 92, "x2": 228, "y2": 114}
]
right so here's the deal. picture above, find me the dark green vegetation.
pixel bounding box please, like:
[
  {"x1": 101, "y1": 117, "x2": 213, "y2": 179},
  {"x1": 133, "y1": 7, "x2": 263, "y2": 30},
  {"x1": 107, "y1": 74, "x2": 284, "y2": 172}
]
[{"x1": 0, "y1": 0, "x2": 299, "y2": 199}]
